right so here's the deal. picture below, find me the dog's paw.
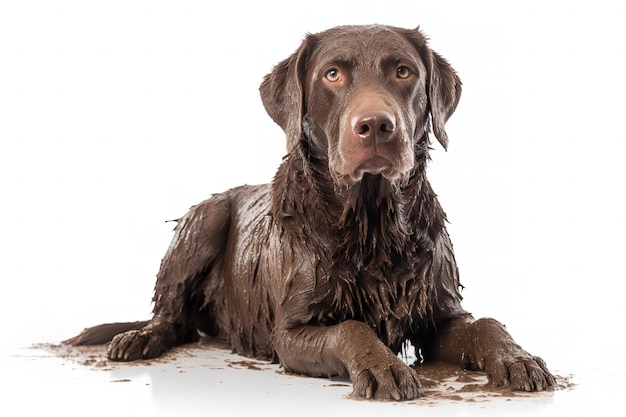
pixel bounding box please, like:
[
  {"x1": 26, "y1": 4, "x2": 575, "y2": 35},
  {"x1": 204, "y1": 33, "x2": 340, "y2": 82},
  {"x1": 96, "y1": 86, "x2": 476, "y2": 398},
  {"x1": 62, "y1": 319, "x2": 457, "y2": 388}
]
[
  {"x1": 466, "y1": 317, "x2": 555, "y2": 392},
  {"x1": 485, "y1": 353, "x2": 555, "y2": 392},
  {"x1": 107, "y1": 328, "x2": 170, "y2": 361},
  {"x1": 350, "y1": 360, "x2": 422, "y2": 401}
]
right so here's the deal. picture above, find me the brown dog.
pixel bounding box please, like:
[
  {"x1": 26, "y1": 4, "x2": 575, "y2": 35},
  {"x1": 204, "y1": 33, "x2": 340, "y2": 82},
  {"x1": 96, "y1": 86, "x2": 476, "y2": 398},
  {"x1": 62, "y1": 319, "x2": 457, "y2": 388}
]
[{"x1": 67, "y1": 24, "x2": 555, "y2": 400}]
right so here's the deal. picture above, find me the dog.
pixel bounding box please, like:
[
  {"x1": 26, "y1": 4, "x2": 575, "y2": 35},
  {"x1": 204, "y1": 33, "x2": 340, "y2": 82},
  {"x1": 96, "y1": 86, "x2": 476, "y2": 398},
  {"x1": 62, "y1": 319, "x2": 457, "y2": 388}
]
[{"x1": 67, "y1": 24, "x2": 555, "y2": 400}]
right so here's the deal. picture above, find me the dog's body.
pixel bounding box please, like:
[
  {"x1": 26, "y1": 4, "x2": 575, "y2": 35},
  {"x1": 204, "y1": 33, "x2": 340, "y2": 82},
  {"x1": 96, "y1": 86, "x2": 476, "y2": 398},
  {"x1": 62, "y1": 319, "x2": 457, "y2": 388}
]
[{"x1": 67, "y1": 25, "x2": 555, "y2": 400}]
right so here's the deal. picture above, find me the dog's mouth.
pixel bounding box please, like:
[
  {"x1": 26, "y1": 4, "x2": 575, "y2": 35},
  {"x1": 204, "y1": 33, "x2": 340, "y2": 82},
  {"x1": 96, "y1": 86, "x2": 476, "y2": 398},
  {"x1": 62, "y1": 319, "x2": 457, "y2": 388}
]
[
  {"x1": 332, "y1": 130, "x2": 416, "y2": 184},
  {"x1": 349, "y1": 155, "x2": 397, "y2": 182}
]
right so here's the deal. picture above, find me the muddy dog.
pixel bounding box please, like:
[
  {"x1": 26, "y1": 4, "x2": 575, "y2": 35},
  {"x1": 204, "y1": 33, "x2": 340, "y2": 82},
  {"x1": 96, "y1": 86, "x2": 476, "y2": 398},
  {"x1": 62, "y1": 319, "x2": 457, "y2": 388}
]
[{"x1": 67, "y1": 24, "x2": 555, "y2": 400}]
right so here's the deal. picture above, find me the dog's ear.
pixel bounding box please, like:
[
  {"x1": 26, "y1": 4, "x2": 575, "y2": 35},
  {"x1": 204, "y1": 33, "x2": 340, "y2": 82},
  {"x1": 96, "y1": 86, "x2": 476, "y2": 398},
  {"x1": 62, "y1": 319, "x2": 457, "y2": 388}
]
[
  {"x1": 259, "y1": 36, "x2": 312, "y2": 153},
  {"x1": 428, "y1": 50, "x2": 462, "y2": 150},
  {"x1": 403, "y1": 27, "x2": 462, "y2": 150}
]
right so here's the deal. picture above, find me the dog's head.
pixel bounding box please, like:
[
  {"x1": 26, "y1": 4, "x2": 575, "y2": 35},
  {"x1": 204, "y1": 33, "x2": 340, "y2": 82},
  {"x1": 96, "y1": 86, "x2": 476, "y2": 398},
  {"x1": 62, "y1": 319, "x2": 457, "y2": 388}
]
[{"x1": 260, "y1": 25, "x2": 461, "y2": 185}]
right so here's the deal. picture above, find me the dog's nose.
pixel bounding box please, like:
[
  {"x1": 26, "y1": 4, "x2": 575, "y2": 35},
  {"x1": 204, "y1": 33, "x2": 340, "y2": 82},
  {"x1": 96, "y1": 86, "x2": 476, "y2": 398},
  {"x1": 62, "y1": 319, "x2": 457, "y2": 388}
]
[{"x1": 352, "y1": 110, "x2": 396, "y2": 144}]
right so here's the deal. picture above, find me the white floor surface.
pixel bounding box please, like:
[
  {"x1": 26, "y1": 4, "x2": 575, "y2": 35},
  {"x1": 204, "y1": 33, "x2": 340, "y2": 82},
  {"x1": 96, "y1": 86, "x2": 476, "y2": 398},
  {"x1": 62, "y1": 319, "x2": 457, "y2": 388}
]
[{"x1": 4, "y1": 336, "x2": 625, "y2": 417}]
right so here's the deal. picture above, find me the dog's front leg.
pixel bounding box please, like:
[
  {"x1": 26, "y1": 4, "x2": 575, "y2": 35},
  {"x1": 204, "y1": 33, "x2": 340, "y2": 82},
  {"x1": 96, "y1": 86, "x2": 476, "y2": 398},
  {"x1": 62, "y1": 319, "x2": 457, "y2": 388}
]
[
  {"x1": 273, "y1": 319, "x2": 421, "y2": 400},
  {"x1": 426, "y1": 316, "x2": 556, "y2": 391}
]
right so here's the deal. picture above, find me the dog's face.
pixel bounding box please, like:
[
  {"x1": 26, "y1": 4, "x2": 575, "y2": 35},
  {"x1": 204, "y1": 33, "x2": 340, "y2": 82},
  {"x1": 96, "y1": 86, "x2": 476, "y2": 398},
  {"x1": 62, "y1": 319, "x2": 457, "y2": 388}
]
[
  {"x1": 304, "y1": 26, "x2": 429, "y2": 184},
  {"x1": 260, "y1": 25, "x2": 461, "y2": 186}
]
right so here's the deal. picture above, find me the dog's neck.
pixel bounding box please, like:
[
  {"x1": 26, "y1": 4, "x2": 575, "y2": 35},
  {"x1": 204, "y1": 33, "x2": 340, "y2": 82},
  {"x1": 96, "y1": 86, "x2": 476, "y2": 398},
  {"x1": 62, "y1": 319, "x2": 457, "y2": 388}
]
[
  {"x1": 270, "y1": 133, "x2": 445, "y2": 268},
  {"x1": 334, "y1": 174, "x2": 410, "y2": 269}
]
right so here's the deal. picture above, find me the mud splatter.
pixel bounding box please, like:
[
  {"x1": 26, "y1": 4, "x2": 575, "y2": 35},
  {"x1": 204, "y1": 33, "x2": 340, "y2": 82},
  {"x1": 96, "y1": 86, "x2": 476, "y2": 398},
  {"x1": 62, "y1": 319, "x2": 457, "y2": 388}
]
[
  {"x1": 225, "y1": 359, "x2": 268, "y2": 371},
  {"x1": 36, "y1": 339, "x2": 574, "y2": 406}
]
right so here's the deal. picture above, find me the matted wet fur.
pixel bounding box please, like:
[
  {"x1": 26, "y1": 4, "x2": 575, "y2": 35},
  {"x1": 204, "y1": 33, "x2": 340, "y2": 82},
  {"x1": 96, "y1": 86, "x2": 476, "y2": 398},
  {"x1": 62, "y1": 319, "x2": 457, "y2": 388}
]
[{"x1": 67, "y1": 24, "x2": 555, "y2": 400}]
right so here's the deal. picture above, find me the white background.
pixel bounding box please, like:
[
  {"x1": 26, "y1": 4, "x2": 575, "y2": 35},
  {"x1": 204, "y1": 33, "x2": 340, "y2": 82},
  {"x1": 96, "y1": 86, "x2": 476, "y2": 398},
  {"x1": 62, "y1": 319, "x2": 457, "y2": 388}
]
[{"x1": 1, "y1": 0, "x2": 625, "y2": 415}]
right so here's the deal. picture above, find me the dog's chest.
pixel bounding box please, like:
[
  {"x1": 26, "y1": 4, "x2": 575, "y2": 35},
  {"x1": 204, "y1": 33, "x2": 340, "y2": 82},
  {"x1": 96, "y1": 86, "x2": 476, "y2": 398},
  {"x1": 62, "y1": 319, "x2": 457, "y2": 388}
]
[
  {"x1": 355, "y1": 263, "x2": 427, "y2": 345},
  {"x1": 310, "y1": 254, "x2": 430, "y2": 352}
]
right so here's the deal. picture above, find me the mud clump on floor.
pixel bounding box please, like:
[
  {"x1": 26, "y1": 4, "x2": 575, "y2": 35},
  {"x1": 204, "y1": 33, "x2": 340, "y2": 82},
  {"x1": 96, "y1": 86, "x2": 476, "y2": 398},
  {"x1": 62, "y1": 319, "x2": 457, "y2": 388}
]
[
  {"x1": 36, "y1": 339, "x2": 574, "y2": 405},
  {"x1": 410, "y1": 361, "x2": 574, "y2": 405}
]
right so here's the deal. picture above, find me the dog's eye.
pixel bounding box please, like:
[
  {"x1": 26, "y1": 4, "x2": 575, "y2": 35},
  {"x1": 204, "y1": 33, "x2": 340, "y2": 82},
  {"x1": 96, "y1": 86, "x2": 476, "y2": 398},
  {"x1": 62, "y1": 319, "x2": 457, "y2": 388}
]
[
  {"x1": 325, "y1": 68, "x2": 341, "y2": 82},
  {"x1": 396, "y1": 66, "x2": 411, "y2": 79}
]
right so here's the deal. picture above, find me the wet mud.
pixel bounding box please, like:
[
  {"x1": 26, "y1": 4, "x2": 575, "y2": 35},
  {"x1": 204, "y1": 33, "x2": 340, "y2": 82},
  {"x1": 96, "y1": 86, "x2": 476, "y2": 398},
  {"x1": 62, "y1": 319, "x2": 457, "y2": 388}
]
[
  {"x1": 36, "y1": 338, "x2": 574, "y2": 405},
  {"x1": 408, "y1": 361, "x2": 574, "y2": 406}
]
